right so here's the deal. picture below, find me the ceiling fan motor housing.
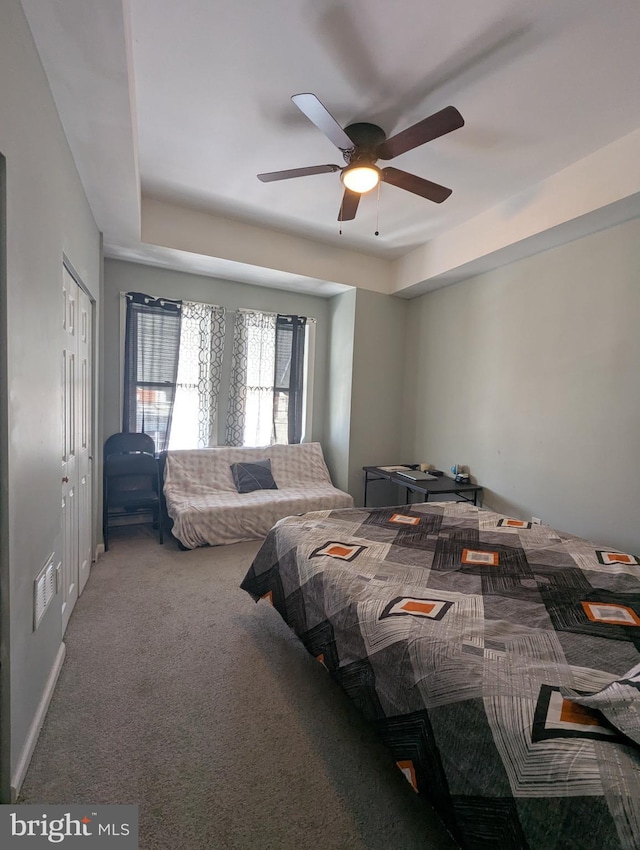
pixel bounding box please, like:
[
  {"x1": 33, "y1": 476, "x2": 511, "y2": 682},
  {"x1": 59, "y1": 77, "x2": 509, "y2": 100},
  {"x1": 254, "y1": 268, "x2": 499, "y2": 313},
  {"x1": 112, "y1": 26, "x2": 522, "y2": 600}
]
[{"x1": 342, "y1": 122, "x2": 386, "y2": 165}]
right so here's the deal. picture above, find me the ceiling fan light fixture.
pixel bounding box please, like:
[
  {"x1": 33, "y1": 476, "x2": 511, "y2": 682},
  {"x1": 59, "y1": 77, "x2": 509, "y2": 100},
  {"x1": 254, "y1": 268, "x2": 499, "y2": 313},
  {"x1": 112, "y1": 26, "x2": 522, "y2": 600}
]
[{"x1": 341, "y1": 165, "x2": 380, "y2": 194}]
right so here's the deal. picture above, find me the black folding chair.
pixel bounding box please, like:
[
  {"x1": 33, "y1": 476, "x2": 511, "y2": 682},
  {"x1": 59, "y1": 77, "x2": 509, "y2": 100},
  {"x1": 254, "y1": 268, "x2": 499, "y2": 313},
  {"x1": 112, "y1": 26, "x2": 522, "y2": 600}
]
[
  {"x1": 104, "y1": 431, "x2": 155, "y2": 459},
  {"x1": 103, "y1": 443, "x2": 163, "y2": 550}
]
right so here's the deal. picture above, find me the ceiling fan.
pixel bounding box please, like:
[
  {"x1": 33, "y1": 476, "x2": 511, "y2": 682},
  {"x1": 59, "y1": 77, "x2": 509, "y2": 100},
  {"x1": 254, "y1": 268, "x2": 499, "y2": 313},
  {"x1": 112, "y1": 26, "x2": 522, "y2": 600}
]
[{"x1": 258, "y1": 93, "x2": 464, "y2": 221}]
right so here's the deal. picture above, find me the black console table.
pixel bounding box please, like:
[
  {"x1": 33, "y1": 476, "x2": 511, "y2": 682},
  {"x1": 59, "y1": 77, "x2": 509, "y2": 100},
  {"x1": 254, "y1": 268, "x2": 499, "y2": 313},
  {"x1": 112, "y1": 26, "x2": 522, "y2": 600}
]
[{"x1": 363, "y1": 465, "x2": 483, "y2": 507}]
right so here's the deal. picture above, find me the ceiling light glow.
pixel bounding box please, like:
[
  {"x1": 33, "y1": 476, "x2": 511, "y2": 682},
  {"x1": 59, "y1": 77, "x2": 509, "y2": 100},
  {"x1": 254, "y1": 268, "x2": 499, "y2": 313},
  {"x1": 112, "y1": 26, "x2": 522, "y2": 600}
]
[{"x1": 341, "y1": 165, "x2": 380, "y2": 194}]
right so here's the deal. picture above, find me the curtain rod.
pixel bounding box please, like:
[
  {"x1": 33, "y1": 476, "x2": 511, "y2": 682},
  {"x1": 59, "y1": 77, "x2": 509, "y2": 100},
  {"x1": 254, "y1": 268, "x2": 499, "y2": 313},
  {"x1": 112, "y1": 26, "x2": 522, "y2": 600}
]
[
  {"x1": 236, "y1": 307, "x2": 316, "y2": 323},
  {"x1": 120, "y1": 291, "x2": 220, "y2": 309},
  {"x1": 120, "y1": 292, "x2": 315, "y2": 322}
]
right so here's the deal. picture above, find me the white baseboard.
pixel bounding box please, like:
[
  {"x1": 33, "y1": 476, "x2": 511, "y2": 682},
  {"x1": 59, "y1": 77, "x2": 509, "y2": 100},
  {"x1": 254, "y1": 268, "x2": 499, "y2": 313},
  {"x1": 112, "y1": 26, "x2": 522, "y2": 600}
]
[
  {"x1": 95, "y1": 543, "x2": 105, "y2": 559},
  {"x1": 10, "y1": 642, "x2": 66, "y2": 802}
]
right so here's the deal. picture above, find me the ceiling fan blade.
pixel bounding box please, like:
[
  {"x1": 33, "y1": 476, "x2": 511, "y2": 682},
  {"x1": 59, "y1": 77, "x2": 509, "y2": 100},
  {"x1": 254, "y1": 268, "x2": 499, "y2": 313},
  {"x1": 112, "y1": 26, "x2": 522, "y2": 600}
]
[
  {"x1": 338, "y1": 189, "x2": 360, "y2": 221},
  {"x1": 292, "y1": 93, "x2": 355, "y2": 151},
  {"x1": 377, "y1": 106, "x2": 464, "y2": 160},
  {"x1": 381, "y1": 167, "x2": 452, "y2": 203},
  {"x1": 258, "y1": 164, "x2": 341, "y2": 182}
]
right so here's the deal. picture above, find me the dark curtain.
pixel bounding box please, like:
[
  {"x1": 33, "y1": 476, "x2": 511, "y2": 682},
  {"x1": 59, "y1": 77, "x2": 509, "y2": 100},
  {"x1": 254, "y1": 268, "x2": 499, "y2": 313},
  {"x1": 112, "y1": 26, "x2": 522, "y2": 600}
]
[
  {"x1": 274, "y1": 315, "x2": 307, "y2": 444},
  {"x1": 123, "y1": 292, "x2": 182, "y2": 452}
]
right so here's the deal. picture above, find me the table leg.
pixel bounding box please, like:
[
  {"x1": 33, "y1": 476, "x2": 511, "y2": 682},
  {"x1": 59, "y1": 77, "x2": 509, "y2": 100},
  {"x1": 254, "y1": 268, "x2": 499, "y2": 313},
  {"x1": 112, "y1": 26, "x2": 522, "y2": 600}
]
[{"x1": 363, "y1": 471, "x2": 369, "y2": 507}]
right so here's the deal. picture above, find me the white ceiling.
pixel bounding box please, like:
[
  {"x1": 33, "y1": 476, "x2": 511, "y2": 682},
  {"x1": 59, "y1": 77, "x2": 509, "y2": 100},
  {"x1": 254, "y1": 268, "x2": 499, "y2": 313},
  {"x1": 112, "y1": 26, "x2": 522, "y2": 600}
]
[{"x1": 21, "y1": 0, "x2": 640, "y2": 295}]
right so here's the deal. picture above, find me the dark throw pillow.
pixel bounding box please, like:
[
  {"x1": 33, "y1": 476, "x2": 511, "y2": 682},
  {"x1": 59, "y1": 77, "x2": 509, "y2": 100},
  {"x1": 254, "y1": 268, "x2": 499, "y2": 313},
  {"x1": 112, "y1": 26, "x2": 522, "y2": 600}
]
[{"x1": 230, "y1": 459, "x2": 278, "y2": 494}]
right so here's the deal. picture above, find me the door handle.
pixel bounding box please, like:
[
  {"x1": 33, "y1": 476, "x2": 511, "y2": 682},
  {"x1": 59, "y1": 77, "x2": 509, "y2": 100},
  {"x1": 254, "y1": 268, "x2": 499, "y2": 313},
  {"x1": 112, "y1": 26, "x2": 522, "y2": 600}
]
[{"x1": 62, "y1": 476, "x2": 69, "y2": 483}]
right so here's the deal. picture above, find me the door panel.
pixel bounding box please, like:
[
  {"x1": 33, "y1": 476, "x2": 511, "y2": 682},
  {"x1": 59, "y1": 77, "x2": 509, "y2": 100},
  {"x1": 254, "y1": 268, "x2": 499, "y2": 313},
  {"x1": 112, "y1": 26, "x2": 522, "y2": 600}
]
[
  {"x1": 77, "y1": 287, "x2": 92, "y2": 593},
  {"x1": 60, "y1": 486, "x2": 77, "y2": 631},
  {"x1": 61, "y1": 267, "x2": 93, "y2": 632}
]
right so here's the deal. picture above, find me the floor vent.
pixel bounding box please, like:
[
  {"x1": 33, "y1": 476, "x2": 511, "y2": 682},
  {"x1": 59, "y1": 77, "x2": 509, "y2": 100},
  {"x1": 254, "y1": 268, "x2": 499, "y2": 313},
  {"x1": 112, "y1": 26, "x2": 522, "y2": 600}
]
[{"x1": 34, "y1": 554, "x2": 57, "y2": 630}]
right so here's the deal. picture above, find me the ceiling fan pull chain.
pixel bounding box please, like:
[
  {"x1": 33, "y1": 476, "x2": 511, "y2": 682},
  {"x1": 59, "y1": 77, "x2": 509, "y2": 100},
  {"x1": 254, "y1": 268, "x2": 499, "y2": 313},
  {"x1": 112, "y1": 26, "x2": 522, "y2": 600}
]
[{"x1": 375, "y1": 181, "x2": 381, "y2": 236}]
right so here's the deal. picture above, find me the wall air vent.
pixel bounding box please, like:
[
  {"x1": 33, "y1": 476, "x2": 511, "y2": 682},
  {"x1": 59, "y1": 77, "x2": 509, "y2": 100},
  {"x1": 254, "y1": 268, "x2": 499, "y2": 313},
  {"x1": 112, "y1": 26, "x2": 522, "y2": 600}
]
[{"x1": 34, "y1": 554, "x2": 57, "y2": 630}]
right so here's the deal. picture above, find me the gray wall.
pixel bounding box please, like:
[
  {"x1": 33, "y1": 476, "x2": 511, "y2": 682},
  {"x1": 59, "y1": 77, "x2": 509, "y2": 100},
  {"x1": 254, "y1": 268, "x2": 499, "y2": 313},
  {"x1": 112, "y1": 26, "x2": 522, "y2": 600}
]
[
  {"x1": 0, "y1": 0, "x2": 101, "y2": 795},
  {"x1": 348, "y1": 289, "x2": 407, "y2": 506},
  {"x1": 323, "y1": 288, "x2": 407, "y2": 503},
  {"x1": 323, "y1": 289, "x2": 356, "y2": 492},
  {"x1": 103, "y1": 259, "x2": 331, "y2": 447},
  {"x1": 402, "y1": 216, "x2": 640, "y2": 552}
]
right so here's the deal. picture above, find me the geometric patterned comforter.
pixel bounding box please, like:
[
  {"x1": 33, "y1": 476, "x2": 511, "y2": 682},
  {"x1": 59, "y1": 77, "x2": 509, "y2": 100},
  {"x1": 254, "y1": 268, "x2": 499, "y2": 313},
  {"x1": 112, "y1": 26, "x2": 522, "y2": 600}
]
[{"x1": 240, "y1": 502, "x2": 640, "y2": 850}]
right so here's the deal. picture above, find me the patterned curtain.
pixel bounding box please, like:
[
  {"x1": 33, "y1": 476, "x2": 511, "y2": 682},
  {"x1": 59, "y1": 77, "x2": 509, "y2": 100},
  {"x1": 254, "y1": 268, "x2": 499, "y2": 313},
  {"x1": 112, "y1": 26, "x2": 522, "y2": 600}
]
[
  {"x1": 169, "y1": 301, "x2": 226, "y2": 448},
  {"x1": 123, "y1": 292, "x2": 182, "y2": 453},
  {"x1": 225, "y1": 310, "x2": 277, "y2": 447}
]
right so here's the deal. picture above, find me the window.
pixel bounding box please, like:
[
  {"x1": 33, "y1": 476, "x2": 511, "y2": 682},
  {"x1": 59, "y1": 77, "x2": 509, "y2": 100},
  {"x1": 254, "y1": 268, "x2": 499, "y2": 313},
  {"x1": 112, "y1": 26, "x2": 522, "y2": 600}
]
[
  {"x1": 225, "y1": 311, "x2": 308, "y2": 447},
  {"x1": 274, "y1": 315, "x2": 307, "y2": 444},
  {"x1": 123, "y1": 292, "x2": 181, "y2": 453},
  {"x1": 123, "y1": 294, "x2": 311, "y2": 451}
]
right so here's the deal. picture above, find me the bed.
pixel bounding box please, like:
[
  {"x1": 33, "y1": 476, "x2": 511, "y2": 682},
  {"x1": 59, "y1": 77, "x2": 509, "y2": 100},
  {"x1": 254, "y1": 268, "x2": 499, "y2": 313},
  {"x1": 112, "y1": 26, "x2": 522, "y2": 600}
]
[{"x1": 240, "y1": 501, "x2": 640, "y2": 850}]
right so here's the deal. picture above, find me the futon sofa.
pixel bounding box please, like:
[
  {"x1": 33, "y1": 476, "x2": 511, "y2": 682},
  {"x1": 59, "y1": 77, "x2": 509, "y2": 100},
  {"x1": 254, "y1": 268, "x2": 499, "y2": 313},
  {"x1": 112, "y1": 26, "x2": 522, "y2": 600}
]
[{"x1": 162, "y1": 442, "x2": 353, "y2": 549}]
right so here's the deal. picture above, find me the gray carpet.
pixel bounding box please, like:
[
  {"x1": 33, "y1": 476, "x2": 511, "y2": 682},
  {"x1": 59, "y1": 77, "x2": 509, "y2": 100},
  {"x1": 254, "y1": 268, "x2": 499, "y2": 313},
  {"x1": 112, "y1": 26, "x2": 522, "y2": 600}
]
[{"x1": 20, "y1": 526, "x2": 457, "y2": 850}]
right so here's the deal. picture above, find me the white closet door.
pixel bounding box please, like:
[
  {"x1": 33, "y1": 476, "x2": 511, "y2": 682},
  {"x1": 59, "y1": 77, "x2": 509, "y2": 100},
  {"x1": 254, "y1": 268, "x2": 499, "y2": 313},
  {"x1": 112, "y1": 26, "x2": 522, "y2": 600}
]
[
  {"x1": 61, "y1": 266, "x2": 93, "y2": 632},
  {"x1": 77, "y1": 285, "x2": 92, "y2": 594}
]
